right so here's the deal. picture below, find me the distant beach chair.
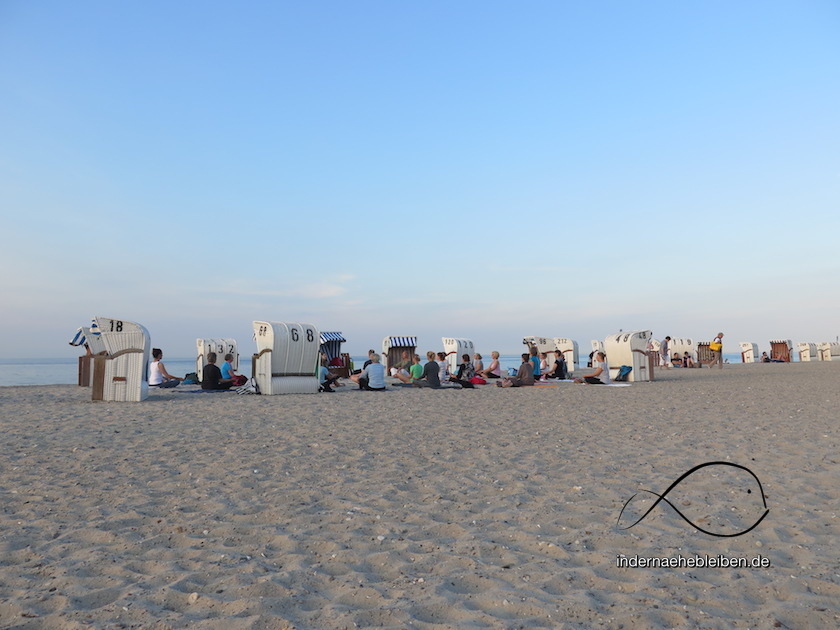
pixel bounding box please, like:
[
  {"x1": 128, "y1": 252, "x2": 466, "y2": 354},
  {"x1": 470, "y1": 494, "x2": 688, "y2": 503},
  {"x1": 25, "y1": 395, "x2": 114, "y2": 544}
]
[
  {"x1": 696, "y1": 342, "x2": 715, "y2": 366},
  {"x1": 769, "y1": 339, "x2": 793, "y2": 362},
  {"x1": 381, "y1": 336, "x2": 418, "y2": 374},
  {"x1": 320, "y1": 332, "x2": 351, "y2": 378},
  {"x1": 88, "y1": 317, "x2": 151, "y2": 402},
  {"x1": 739, "y1": 342, "x2": 759, "y2": 363},
  {"x1": 252, "y1": 322, "x2": 320, "y2": 394},
  {"x1": 522, "y1": 336, "x2": 557, "y2": 374},
  {"x1": 590, "y1": 340, "x2": 605, "y2": 367},
  {"x1": 552, "y1": 338, "x2": 579, "y2": 376},
  {"x1": 604, "y1": 330, "x2": 654, "y2": 382},
  {"x1": 796, "y1": 342, "x2": 817, "y2": 362},
  {"x1": 196, "y1": 338, "x2": 238, "y2": 382},
  {"x1": 816, "y1": 342, "x2": 840, "y2": 362},
  {"x1": 667, "y1": 338, "x2": 696, "y2": 367},
  {"x1": 442, "y1": 337, "x2": 475, "y2": 375}
]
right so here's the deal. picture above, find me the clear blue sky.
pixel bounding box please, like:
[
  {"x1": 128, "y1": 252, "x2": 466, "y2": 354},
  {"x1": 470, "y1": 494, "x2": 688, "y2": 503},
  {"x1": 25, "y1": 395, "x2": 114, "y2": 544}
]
[{"x1": 2, "y1": 1, "x2": 839, "y2": 359}]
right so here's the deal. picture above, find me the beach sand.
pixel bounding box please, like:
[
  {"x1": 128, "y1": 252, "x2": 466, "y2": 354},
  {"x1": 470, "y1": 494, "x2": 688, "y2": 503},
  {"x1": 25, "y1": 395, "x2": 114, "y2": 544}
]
[{"x1": 1, "y1": 362, "x2": 838, "y2": 629}]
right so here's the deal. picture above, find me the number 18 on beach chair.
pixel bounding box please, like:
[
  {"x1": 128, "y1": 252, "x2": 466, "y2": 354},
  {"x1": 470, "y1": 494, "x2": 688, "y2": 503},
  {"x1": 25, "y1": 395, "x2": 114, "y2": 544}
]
[
  {"x1": 252, "y1": 322, "x2": 320, "y2": 394},
  {"x1": 88, "y1": 317, "x2": 151, "y2": 402}
]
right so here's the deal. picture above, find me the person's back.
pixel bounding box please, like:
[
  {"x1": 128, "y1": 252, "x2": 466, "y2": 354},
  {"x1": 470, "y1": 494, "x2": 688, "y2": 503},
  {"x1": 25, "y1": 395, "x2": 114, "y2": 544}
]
[
  {"x1": 202, "y1": 362, "x2": 224, "y2": 390},
  {"x1": 415, "y1": 352, "x2": 442, "y2": 388},
  {"x1": 517, "y1": 360, "x2": 535, "y2": 386},
  {"x1": 364, "y1": 361, "x2": 386, "y2": 389},
  {"x1": 202, "y1": 352, "x2": 233, "y2": 390}
]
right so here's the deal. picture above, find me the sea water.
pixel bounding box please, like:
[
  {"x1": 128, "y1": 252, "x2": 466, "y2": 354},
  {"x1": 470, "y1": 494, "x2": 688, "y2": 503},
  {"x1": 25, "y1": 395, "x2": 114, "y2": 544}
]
[{"x1": 0, "y1": 353, "x2": 749, "y2": 387}]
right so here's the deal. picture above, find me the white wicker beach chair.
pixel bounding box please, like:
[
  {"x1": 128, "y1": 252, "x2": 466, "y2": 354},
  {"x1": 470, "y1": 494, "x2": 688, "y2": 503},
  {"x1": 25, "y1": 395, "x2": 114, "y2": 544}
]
[
  {"x1": 381, "y1": 336, "x2": 418, "y2": 373},
  {"x1": 253, "y1": 322, "x2": 320, "y2": 394},
  {"x1": 442, "y1": 337, "x2": 475, "y2": 375},
  {"x1": 796, "y1": 342, "x2": 817, "y2": 362},
  {"x1": 196, "y1": 338, "x2": 238, "y2": 381},
  {"x1": 603, "y1": 330, "x2": 654, "y2": 382},
  {"x1": 89, "y1": 317, "x2": 151, "y2": 401},
  {"x1": 552, "y1": 338, "x2": 579, "y2": 375}
]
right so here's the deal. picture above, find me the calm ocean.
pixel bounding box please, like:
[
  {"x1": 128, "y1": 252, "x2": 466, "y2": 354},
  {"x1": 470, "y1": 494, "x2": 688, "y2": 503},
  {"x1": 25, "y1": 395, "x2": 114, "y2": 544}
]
[{"x1": 0, "y1": 353, "x2": 749, "y2": 387}]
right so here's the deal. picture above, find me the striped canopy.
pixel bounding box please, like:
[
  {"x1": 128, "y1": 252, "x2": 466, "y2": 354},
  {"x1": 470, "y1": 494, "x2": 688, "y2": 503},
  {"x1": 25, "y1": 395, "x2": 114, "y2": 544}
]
[
  {"x1": 386, "y1": 337, "x2": 417, "y2": 347},
  {"x1": 69, "y1": 327, "x2": 88, "y2": 346},
  {"x1": 319, "y1": 332, "x2": 346, "y2": 361}
]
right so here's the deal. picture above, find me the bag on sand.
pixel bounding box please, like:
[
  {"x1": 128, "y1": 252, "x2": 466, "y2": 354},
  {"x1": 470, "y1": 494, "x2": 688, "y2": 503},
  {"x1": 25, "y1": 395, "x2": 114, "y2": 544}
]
[{"x1": 614, "y1": 365, "x2": 632, "y2": 382}]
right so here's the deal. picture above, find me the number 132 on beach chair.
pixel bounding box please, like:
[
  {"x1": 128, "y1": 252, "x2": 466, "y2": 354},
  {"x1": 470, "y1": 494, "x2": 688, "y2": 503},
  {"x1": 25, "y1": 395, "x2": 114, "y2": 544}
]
[{"x1": 252, "y1": 322, "x2": 321, "y2": 394}]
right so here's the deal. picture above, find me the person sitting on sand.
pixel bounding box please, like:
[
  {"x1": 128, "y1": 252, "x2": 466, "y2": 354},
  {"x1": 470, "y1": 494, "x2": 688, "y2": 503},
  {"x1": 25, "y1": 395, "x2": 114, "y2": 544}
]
[
  {"x1": 389, "y1": 350, "x2": 412, "y2": 378},
  {"x1": 538, "y1": 352, "x2": 550, "y2": 382},
  {"x1": 351, "y1": 353, "x2": 386, "y2": 390},
  {"x1": 671, "y1": 352, "x2": 682, "y2": 367},
  {"x1": 761, "y1": 352, "x2": 771, "y2": 363},
  {"x1": 436, "y1": 352, "x2": 451, "y2": 384},
  {"x1": 545, "y1": 350, "x2": 567, "y2": 379},
  {"x1": 414, "y1": 351, "x2": 443, "y2": 388},
  {"x1": 498, "y1": 353, "x2": 535, "y2": 387},
  {"x1": 478, "y1": 351, "x2": 501, "y2": 379},
  {"x1": 202, "y1": 352, "x2": 234, "y2": 390},
  {"x1": 221, "y1": 353, "x2": 246, "y2": 385},
  {"x1": 473, "y1": 353, "x2": 484, "y2": 375},
  {"x1": 528, "y1": 346, "x2": 541, "y2": 381},
  {"x1": 319, "y1": 355, "x2": 341, "y2": 392},
  {"x1": 578, "y1": 351, "x2": 610, "y2": 384},
  {"x1": 393, "y1": 354, "x2": 424, "y2": 384},
  {"x1": 448, "y1": 353, "x2": 476, "y2": 388},
  {"x1": 149, "y1": 348, "x2": 183, "y2": 388},
  {"x1": 682, "y1": 353, "x2": 695, "y2": 368}
]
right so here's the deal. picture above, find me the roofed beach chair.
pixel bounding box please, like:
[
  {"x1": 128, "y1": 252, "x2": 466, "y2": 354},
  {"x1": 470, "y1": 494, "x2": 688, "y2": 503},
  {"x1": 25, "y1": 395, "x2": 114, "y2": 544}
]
[
  {"x1": 320, "y1": 332, "x2": 351, "y2": 378},
  {"x1": 382, "y1": 336, "x2": 418, "y2": 374},
  {"x1": 769, "y1": 339, "x2": 793, "y2": 362},
  {"x1": 590, "y1": 340, "x2": 605, "y2": 367},
  {"x1": 88, "y1": 317, "x2": 151, "y2": 401},
  {"x1": 816, "y1": 342, "x2": 840, "y2": 362},
  {"x1": 604, "y1": 330, "x2": 654, "y2": 382},
  {"x1": 523, "y1": 336, "x2": 558, "y2": 373},
  {"x1": 796, "y1": 342, "x2": 817, "y2": 362},
  {"x1": 196, "y1": 338, "x2": 239, "y2": 382},
  {"x1": 667, "y1": 337, "x2": 696, "y2": 367},
  {"x1": 442, "y1": 337, "x2": 475, "y2": 375},
  {"x1": 739, "y1": 342, "x2": 759, "y2": 363},
  {"x1": 252, "y1": 322, "x2": 320, "y2": 394},
  {"x1": 552, "y1": 338, "x2": 579, "y2": 376}
]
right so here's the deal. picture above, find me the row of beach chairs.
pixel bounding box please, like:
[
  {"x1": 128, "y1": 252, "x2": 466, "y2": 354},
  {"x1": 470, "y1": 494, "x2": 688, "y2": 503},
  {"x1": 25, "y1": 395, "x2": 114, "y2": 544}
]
[{"x1": 70, "y1": 318, "x2": 839, "y2": 402}]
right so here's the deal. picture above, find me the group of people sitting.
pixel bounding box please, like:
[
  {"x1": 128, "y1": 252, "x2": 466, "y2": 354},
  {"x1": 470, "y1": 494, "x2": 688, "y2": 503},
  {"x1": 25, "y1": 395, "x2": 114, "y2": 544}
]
[
  {"x1": 670, "y1": 352, "x2": 696, "y2": 368},
  {"x1": 149, "y1": 348, "x2": 245, "y2": 391}
]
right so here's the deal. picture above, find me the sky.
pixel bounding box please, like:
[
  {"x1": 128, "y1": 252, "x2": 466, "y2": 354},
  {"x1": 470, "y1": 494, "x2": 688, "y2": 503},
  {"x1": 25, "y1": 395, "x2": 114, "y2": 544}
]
[{"x1": 2, "y1": 1, "x2": 839, "y2": 359}]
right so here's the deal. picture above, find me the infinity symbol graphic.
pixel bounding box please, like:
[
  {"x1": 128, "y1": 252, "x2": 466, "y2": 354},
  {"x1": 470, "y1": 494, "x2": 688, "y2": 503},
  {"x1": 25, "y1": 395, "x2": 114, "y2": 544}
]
[{"x1": 617, "y1": 461, "x2": 769, "y2": 537}]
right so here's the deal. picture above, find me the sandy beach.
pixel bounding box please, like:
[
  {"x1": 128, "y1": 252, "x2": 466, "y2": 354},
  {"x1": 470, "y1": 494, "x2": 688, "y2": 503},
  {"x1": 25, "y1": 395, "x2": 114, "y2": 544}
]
[{"x1": 1, "y1": 362, "x2": 838, "y2": 629}]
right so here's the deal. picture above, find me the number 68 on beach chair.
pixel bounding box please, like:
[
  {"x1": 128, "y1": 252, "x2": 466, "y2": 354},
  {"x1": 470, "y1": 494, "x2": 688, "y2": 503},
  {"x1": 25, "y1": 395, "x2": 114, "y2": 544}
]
[{"x1": 252, "y1": 322, "x2": 321, "y2": 394}]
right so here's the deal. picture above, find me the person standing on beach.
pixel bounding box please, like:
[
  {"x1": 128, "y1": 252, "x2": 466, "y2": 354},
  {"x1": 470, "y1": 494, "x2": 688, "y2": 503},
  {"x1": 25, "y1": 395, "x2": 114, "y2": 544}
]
[
  {"x1": 148, "y1": 348, "x2": 183, "y2": 388},
  {"x1": 660, "y1": 336, "x2": 671, "y2": 368},
  {"x1": 708, "y1": 332, "x2": 724, "y2": 369}
]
